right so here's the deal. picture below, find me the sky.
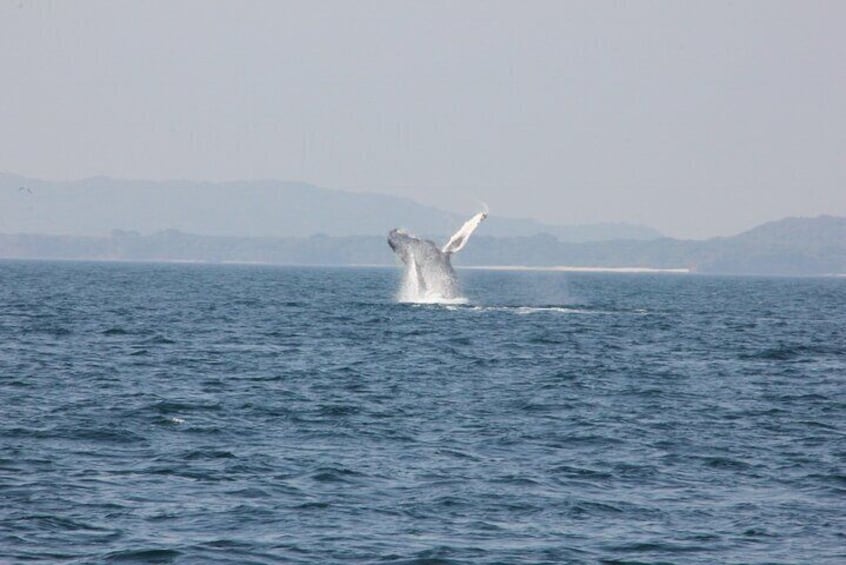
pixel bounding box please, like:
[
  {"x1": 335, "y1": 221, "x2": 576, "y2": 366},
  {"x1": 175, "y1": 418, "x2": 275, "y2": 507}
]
[{"x1": 1, "y1": 0, "x2": 844, "y2": 239}]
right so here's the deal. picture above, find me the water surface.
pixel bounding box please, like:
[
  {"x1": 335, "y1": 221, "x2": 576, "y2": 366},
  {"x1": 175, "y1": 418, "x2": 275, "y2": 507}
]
[{"x1": 1, "y1": 261, "x2": 844, "y2": 563}]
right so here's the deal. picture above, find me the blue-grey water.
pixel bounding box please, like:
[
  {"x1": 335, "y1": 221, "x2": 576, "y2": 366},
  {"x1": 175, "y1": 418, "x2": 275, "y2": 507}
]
[{"x1": 1, "y1": 260, "x2": 844, "y2": 564}]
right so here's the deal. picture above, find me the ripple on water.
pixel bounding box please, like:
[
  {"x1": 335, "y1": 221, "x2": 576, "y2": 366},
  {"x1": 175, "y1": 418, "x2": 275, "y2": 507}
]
[{"x1": 0, "y1": 263, "x2": 844, "y2": 563}]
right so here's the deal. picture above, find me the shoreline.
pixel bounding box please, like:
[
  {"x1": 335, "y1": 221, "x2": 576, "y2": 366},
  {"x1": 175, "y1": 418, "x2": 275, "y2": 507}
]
[
  {"x1": 2, "y1": 256, "x2": 845, "y2": 276},
  {"x1": 458, "y1": 265, "x2": 691, "y2": 274}
]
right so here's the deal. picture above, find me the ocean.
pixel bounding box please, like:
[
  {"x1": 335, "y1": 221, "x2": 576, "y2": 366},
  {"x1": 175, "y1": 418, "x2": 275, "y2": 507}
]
[{"x1": 0, "y1": 260, "x2": 844, "y2": 564}]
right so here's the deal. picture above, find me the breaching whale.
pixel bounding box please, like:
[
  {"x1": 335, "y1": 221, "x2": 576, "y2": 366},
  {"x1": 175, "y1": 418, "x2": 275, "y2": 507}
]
[{"x1": 388, "y1": 211, "x2": 487, "y2": 302}]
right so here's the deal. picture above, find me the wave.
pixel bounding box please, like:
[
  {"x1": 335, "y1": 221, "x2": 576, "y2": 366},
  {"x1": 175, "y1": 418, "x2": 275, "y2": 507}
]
[{"x1": 398, "y1": 295, "x2": 469, "y2": 305}]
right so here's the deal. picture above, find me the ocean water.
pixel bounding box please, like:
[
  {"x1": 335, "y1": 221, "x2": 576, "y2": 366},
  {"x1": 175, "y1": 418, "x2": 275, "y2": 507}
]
[{"x1": 0, "y1": 260, "x2": 844, "y2": 564}]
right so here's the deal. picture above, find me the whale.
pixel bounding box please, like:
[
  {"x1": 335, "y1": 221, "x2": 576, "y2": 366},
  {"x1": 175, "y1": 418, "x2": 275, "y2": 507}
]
[{"x1": 388, "y1": 211, "x2": 487, "y2": 302}]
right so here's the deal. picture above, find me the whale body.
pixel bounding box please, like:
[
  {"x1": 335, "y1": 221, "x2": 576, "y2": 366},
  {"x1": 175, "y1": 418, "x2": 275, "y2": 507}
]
[{"x1": 388, "y1": 211, "x2": 487, "y2": 302}]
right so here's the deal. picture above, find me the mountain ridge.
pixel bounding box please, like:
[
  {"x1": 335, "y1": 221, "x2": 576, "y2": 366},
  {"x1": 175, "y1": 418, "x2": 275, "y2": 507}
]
[
  {"x1": 1, "y1": 214, "x2": 844, "y2": 275},
  {"x1": 0, "y1": 173, "x2": 661, "y2": 242}
]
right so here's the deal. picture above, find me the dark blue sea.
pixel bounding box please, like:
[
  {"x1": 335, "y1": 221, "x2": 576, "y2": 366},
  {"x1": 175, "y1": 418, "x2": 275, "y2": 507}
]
[{"x1": 1, "y1": 260, "x2": 844, "y2": 564}]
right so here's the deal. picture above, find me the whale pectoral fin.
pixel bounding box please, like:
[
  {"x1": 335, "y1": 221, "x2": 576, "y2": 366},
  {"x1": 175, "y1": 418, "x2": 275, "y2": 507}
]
[{"x1": 442, "y1": 211, "x2": 487, "y2": 254}]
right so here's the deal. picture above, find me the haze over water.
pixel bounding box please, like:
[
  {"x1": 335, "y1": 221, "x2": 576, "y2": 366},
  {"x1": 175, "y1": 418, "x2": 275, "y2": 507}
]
[{"x1": 1, "y1": 261, "x2": 844, "y2": 563}]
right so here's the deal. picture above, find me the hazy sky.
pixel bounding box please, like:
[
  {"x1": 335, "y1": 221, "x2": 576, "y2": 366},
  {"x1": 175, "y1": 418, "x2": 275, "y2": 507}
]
[{"x1": 1, "y1": 1, "x2": 844, "y2": 238}]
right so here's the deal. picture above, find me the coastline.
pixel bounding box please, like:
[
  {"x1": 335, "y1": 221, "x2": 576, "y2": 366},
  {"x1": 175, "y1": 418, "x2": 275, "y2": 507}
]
[{"x1": 458, "y1": 265, "x2": 691, "y2": 274}]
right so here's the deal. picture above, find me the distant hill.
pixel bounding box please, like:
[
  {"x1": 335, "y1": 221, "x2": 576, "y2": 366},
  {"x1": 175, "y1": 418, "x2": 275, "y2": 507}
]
[
  {"x1": 1, "y1": 215, "x2": 844, "y2": 276},
  {"x1": 0, "y1": 173, "x2": 661, "y2": 242},
  {"x1": 463, "y1": 216, "x2": 846, "y2": 275},
  {"x1": 692, "y1": 215, "x2": 846, "y2": 275},
  {"x1": 1, "y1": 174, "x2": 842, "y2": 275}
]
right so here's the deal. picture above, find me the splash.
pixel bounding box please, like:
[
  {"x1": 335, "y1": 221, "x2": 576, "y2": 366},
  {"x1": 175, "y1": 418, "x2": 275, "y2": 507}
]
[
  {"x1": 388, "y1": 210, "x2": 487, "y2": 304},
  {"x1": 396, "y1": 257, "x2": 469, "y2": 304},
  {"x1": 396, "y1": 249, "x2": 425, "y2": 302}
]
